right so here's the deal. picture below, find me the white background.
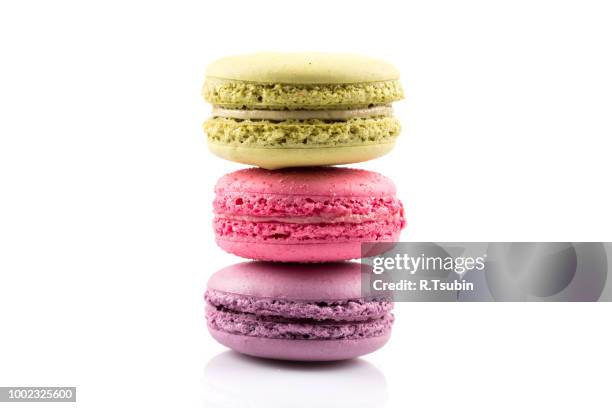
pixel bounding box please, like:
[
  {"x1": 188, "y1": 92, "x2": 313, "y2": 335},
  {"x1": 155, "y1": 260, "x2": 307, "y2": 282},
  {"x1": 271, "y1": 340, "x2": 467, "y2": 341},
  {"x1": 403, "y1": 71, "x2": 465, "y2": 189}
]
[{"x1": 1, "y1": 0, "x2": 611, "y2": 407}]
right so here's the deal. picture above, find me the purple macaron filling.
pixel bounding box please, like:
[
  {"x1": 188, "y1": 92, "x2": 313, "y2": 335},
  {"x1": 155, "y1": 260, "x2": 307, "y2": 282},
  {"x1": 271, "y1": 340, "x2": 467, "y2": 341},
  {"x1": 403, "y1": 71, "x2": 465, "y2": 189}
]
[
  {"x1": 205, "y1": 289, "x2": 394, "y2": 341},
  {"x1": 206, "y1": 289, "x2": 392, "y2": 322}
]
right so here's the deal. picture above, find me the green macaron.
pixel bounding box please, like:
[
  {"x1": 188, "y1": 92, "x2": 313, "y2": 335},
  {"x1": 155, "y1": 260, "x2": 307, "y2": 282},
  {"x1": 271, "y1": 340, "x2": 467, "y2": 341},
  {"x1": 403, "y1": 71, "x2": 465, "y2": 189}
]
[{"x1": 202, "y1": 52, "x2": 404, "y2": 169}]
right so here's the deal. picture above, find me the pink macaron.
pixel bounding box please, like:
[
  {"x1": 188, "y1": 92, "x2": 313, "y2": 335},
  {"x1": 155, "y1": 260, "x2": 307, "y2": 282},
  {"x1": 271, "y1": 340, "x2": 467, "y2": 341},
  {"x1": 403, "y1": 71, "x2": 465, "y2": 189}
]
[
  {"x1": 213, "y1": 167, "x2": 405, "y2": 262},
  {"x1": 205, "y1": 262, "x2": 394, "y2": 361}
]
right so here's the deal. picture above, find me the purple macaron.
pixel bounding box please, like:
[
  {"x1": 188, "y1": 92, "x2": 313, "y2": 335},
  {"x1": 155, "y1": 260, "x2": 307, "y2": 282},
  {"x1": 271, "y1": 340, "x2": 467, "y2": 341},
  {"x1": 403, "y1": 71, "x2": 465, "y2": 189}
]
[{"x1": 205, "y1": 262, "x2": 394, "y2": 361}]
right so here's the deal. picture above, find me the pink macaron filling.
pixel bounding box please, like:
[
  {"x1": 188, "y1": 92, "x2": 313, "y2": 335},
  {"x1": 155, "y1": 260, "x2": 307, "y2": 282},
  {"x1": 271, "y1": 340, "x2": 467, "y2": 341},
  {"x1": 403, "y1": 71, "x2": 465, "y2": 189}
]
[
  {"x1": 214, "y1": 193, "x2": 403, "y2": 220},
  {"x1": 214, "y1": 216, "x2": 404, "y2": 244}
]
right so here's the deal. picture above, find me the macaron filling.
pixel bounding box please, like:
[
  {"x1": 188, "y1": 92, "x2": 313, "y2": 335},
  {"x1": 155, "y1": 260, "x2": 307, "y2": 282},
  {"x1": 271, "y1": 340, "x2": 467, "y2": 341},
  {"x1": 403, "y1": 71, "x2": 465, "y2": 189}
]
[
  {"x1": 205, "y1": 290, "x2": 393, "y2": 322},
  {"x1": 212, "y1": 106, "x2": 393, "y2": 120},
  {"x1": 214, "y1": 213, "x2": 396, "y2": 224},
  {"x1": 207, "y1": 310, "x2": 393, "y2": 340},
  {"x1": 214, "y1": 193, "x2": 404, "y2": 221},
  {"x1": 205, "y1": 290, "x2": 394, "y2": 341},
  {"x1": 213, "y1": 192, "x2": 405, "y2": 243},
  {"x1": 214, "y1": 217, "x2": 404, "y2": 243}
]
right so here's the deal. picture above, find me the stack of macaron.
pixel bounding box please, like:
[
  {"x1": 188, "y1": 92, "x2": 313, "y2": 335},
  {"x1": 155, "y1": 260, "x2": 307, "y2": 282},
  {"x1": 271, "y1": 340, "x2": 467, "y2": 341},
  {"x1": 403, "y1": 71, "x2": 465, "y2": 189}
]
[{"x1": 202, "y1": 52, "x2": 405, "y2": 361}]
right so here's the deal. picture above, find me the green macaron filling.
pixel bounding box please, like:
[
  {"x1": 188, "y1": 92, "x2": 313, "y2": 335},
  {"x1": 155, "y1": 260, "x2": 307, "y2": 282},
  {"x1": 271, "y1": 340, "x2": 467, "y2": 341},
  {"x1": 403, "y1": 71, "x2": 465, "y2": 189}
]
[
  {"x1": 203, "y1": 78, "x2": 404, "y2": 110},
  {"x1": 203, "y1": 116, "x2": 400, "y2": 148}
]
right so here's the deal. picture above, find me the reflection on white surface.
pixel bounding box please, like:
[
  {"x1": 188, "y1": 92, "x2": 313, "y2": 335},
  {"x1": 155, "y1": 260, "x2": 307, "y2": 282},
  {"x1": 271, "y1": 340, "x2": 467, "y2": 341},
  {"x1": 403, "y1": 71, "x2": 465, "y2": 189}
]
[{"x1": 204, "y1": 351, "x2": 388, "y2": 408}]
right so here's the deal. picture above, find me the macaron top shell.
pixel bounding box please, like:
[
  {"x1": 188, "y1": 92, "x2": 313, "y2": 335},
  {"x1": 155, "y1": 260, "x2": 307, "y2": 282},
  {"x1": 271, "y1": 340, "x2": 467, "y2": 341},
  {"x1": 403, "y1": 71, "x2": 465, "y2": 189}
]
[
  {"x1": 207, "y1": 262, "x2": 365, "y2": 301},
  {"x1": 205, "y1": 52, "x2": 400, "y2": 84},
  {"x1": 215, "y1": 167, "x2": 396, "y2": 198}
]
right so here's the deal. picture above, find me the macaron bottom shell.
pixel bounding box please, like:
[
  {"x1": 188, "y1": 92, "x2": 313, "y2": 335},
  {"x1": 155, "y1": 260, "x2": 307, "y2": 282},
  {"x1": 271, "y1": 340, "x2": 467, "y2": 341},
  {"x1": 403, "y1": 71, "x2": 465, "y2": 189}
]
[
  {"x1": 208, "y1": 142, "x2": 395, "y2": 170},
  {"x1": 216, "y1": 231, "x2": 401, "y2": 262},
  {"x1": 209, "y1": 328, "x2": 392, "y2": 361}
]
